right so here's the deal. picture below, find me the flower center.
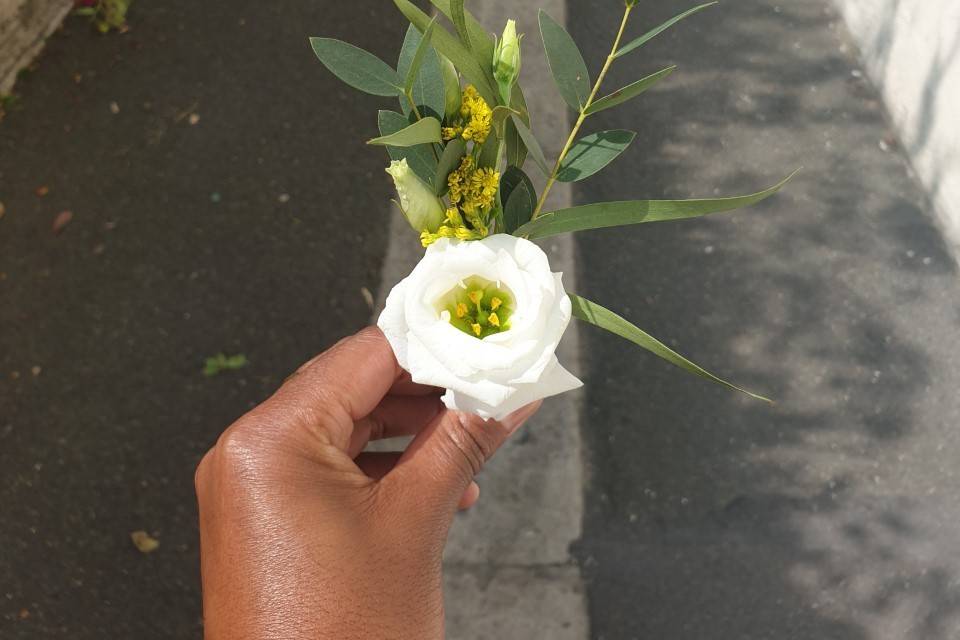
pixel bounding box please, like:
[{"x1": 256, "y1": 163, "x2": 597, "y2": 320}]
[{"x1": 436, "y1": 276, "x2": 515, "y2": 339}]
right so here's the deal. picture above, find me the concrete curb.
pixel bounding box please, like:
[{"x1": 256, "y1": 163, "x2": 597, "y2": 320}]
[
  {"x1": 0, "y1": 0, "x2": 72, "y2": 93},
  {"x1": 370, "y1": 1, "x2": 589, "y2": 637}
]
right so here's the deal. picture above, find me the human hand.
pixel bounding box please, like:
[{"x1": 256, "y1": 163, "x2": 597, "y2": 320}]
[{"x1": 195, "y1": 327, "x2": 540, "y2": 640}]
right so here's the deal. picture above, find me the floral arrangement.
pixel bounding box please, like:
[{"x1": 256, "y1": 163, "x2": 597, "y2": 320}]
[{"x1": 310, "y1": 0, "x2": 792, "y2": 419}]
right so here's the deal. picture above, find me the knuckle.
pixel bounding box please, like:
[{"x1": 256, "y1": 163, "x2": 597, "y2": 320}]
[
  {"x1": 211, "y1": 423, "x2": 275, "y2": 481},
  {"x1": 441, "y1": 412, "x2": 497, "y2": 478}
]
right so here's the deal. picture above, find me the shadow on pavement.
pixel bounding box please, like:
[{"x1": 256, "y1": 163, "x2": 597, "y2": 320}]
[{"x1": 569, "y1": 1, "x2": 960, "y2": 638}]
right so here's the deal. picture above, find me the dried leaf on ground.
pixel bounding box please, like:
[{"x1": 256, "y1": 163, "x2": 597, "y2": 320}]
[
  {"x1": 130, "y1": 530, "x2": 159, "y2": 553},
  {"x1": 52, "y1": 210, "x2": 74, "y2": 235}
]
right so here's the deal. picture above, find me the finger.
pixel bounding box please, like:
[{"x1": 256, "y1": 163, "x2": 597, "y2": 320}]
[
  {"x1": 250, "y1": 327, "x2": 401, "y2": 452},
  {"x1": 458, "y1": 481, "x2": 480, "y2": 510},
  {"x1": 389, "y1": 372, "x2": 442, "y2": 397},
  {"x1": 387, "y1": 401, "x2": 542, "y2": 515},
  {"x1": 355, "y1": 452, "x2": 402, "y2": 480},
  {"x1": 355, "y1": 453, "x2": 482, "y2": 511},
  {"x1": 348, "y1": 394, "x2": 443, "y2": 458}
]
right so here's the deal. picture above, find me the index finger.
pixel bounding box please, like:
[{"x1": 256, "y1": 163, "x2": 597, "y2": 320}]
[{"x1": 253, "y1": 327, "x2": 403, "y2": 452}]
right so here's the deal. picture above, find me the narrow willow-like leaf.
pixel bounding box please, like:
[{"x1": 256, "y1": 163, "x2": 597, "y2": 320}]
[
  {"x1": 434, "y1": 138, "x2": 466, "y2": 194},
  {"x1": 585, "y1": 66, "x2": 676, "y2": 115},
  {"x1": 569, "y1": 294, "x2": 771, "y2": 402},
  {"x1": 309, "y1": 38, "x2": 401, "y2": 96},
  {"x1": 429, "y1": 0, "x2": 495, "y2": 73},
  {"x1": 398, "y1": 23, "x2": 445, "y2": 119},
  {"x1": 368, "y1": 116, "x2": 441, "y2": 146},
  {"x1": 615, "y1": 2, "x2": 718, "y2": 59},
  {"x1": 393, "y1": 0, "x2": 497, "y2": 104},
  {"x1": 556, "y1": 130, "x2": 636, "y2": 182},
  {"x1": 515, "y1": 171, "x2": 798, "y2": 238},
  {"x1": 501, "y1": 168, "x2": 536, "y2": 234},
  {"x1": 377, "y1": 111, "x2": 437, "y2": 184},
  {"x1": 539, "y1": 9, "x2": 591, "y2": 111},
  {"x1": 450, "y1": 0, "x2": 471, "y2": 52},
  {"x1": 510, "y1": 115, "x2": 550, "y2": 175}
]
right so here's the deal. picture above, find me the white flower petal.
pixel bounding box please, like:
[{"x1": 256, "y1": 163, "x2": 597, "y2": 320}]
[
  {"x1": 443, "y1": 356, "x2": 582, "y2": 420},
  {"x1": 377, "y1": 234, "x2": 579, "y2": 418}
]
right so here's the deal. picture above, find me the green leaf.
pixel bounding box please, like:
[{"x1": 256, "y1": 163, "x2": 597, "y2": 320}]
[
  {"x1": 585, "y1": 66, "x2": 676, "y2": 115},
  {"x1": 510, "y1": 115, "x2": 550, "y2": 176},
  {"x1": 569, "y1": 294, "x2": 771, "y2": 402},
  {"x1": 392, "y1": 0, "x2": 497, "y2": 105},
  {"x1": 398, "y1": 22, "x2": 446, "y2": 119},
  {"x1": 539, "y1": 9, "x2": 591, "y2": 111},
  {"x1": 450, "y1": 0, "x2": 471, "y2": 52},
  {"x1": 500, "y1": 165, "x2": 536, "y2": 207},
  {"x1": 556, "y1": 130, "x2": 635, "y2": 182},
  {"x1": 434, "y1": 138, "x2": 466, "y2": 194},
  {"x1": 74, "y1": 7, "x2": 96, "y2": 16},
  {"x1": 515, "y1": 171, "x2": 798, "y2": 238},
  {"x1": 368, "y1": 116, "x2": 441, "y2": 146},
  {"x1": 615, "y1": 2, "x2": 718, "y2": 59},
  {"x1": 504, "y1": 116, "x2": 527, "y2": 168},
  {"x1": 501, "y1": 167, "x2": 536, "y2": 234},
  {"x1": 378, "y1": 111, "x2": 437, "y2": 184},
  {"x1": 309, "y1": 37, "x2": 401, "y2": 97},
  {"x1": 429, "y1": 0, "x2": 495, "y2": 72},
  {"x1": 203, "y1": 353, "x2": 249, "y2": 377}
]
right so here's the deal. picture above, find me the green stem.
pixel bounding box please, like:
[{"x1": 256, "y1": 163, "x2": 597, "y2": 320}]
[{"x1": 531, "y1": 4, "x2": 633, "y2": 220}]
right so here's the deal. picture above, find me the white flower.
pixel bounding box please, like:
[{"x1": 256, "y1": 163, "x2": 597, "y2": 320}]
[{"x1": 378, "y1": 234, "x2": 581, "y2": 420}]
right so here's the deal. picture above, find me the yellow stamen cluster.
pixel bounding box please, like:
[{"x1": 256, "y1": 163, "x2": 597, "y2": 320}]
[
  {"x1": 420, "y1": 208, "x2": 488, "y2": 247},
  {"x1": 437, "y1": 277, "x2": 515, "y2": 339},
  {"x1": 441, "y1": 85, "x2": 493, "y2": 145},
  {"x1": 448, "y1": 156, "x2": 499, "y2": 219}
]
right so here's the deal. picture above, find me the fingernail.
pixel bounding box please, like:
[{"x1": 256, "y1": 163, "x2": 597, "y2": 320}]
[{"x1": 500, "y1": 400, "x2": 542, "y2": 434}]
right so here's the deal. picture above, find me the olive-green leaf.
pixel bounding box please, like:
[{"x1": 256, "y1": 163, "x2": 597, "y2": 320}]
[
  {"x1": 450, "y1": 0, "x2": 471, "y2": 52},
  {"x1": 585, "y1": 66, "x2": 676, "y2": 115},
  {"x1": 393, "y1": 0, "x2": 497, "y2": 104},
  {"x1": 500, "y1": 165, "x2": 534, "y2": 207},
  {"x1": 398, "y1": 22, "x2": 446, "y2": 119},
  {"x1": 510, "y1": 115, "x2": 550, "y2": 175},
  {"x1": 615, "y1": 2, "x2": 718, "y2": 59},
  {"x1": 377, "y1": 111, "x2": 437, "y2": 184},
  {"x1": 434, "y1": 138, "x2": 466, "y2": 195},
  {"x1": 539, "y1": 9, "x2": 591, "y2": 111},
  {"x1": 429, "y1": 0, "x2": 494, "y2": 69},
  {"x1": 556, "y1": 130, "x2": 635, "y2": 182},
  {"x1": 569, "y1": 294, "x2": 771, "y2": 402},
  {"x1": 516, "y1": 171, "x2": 798, "y2": 238},
  {"x1": 309, "y1": 37, "x2": 401, "y2": 97},
  {"x1": 501, "y1": 167, "x2": 536, "y2": 234},
  {"x1": 504, "y1": 116, "x2": 527, "y2": 168},
  {"x1": 369, "y1": 115, "x2": 441, "y2": 147}
]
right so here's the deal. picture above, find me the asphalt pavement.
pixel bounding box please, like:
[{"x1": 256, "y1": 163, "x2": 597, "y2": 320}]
[
  {"x1": 570, "y1": 1, "x2": 960, "y2": 639},
  {"x1": 0, "y1": 2, "x2": 405, "y2": 636}
]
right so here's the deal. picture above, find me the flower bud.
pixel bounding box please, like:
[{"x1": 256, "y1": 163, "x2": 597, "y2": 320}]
[
  {"x1": 493, "y1": 19, "x2": 521, "y2": 105},
  {"x1": 386, "y1": 159, "x2": 446, "y2": 233},
  {"x1": 439, "y1": 54, "x2": 462, "y2": 121}
]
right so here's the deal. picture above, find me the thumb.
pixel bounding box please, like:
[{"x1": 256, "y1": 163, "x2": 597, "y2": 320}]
[{"x1": 390, "y1": 400, "x2": 541, "y2": 513}]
